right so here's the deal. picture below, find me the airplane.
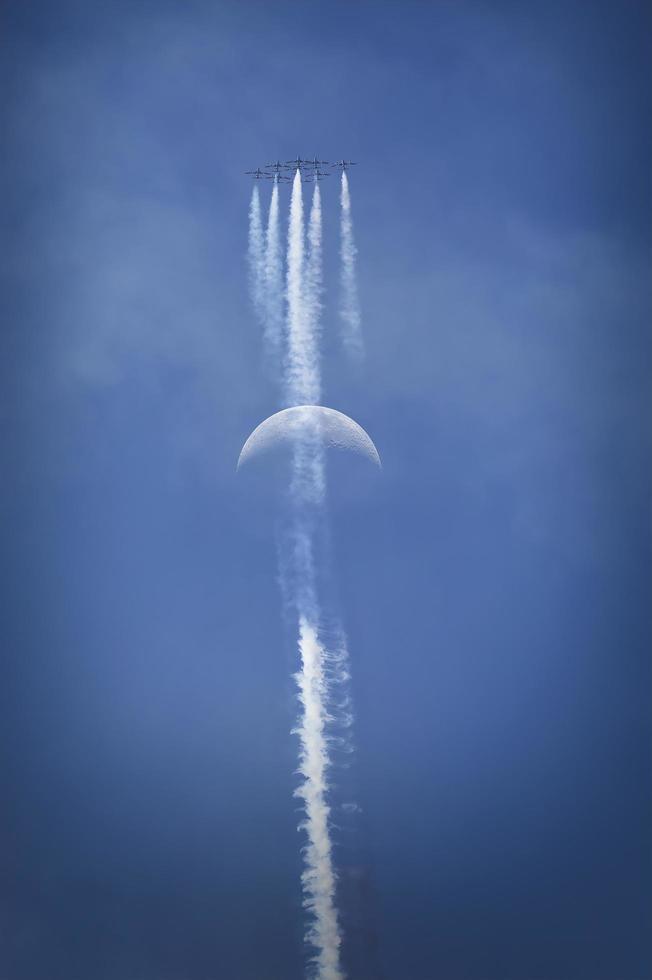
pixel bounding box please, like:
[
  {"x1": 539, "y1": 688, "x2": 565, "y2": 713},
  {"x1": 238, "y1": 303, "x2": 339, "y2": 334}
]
[
  {"x1": 310, "y1": 169, "x2": 331, "y2": 181},
  {"x1": 305, "y1": 156, "x2": 330, "y2": 168},
  {"x1": 265, "y1": 172, "x2": 291, "y2": 182},
  {"x1": 284, "y1": 155, "x2": 312, "y2": 170},
  {"x1": 245, "y1": 168, "x2": 272, "y2": 179},
  {"x1": 266, "y1": 159, "x2": 287, "y2": 173},
  {"x1": 331, "y1": 159, "x2": 357, "y2": 170}
]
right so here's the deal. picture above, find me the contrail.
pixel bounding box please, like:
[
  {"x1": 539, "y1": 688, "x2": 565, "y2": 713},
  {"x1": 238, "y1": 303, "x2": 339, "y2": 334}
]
[
  {"x1": 283, "y1": 174, "x2": 344, "y2": 977},
  {"x1": 285, "y1": 450, "x2": 344, "y2": 979},
  {"x1": 303, "y1": 183, "x2": 323, "y2": 391},
  {"x1": 294, "y1": 616, "x2": 344, "y2": 980},
  {"x1": 247, "y1": 185, "x2": 266, "y2": 334},
  {"x1": 339, "y1": 172, "x2": 363, "y2": 358},
  {"x1": 285, "y1": 169, "x2": 320, "y2": 407},
  {"x1": 263, "y1": 176, "x2": 284, "y2": 369}
]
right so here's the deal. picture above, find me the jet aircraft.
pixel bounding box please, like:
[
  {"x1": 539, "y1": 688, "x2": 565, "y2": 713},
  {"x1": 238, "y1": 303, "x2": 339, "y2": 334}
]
[
  {"x1": 245, "y1": 168, "x2": 271, "y2": 180},
  {"x1": 331, "y1": 159, "x2": 357, "y2": 171},
  {"x1": 284, "y1": 156, "x2": 312, "y2": 170},
  {"x1": 305, "y1": 156, "x2": 330, "y2": 168}
]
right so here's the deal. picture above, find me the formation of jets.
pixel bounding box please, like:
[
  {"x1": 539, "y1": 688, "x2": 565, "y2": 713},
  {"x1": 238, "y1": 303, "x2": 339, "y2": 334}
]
[{"x1": 244, "y1": 157, "x2": 357, "y2": 180}]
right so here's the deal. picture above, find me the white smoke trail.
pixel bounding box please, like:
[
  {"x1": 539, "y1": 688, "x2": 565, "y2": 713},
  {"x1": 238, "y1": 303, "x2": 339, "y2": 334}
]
[
  {"x1": 247, "y1": 185, "x2": 266, "y2": 331},
  {"x1": 289, "y1": 557, "x2": 345, "y2": 979},
  {"x1": 263, "y1": 177, "x2": 284, "y2": 368},
  {"x1": 282, "y1": 175, "x2": 344, "y2": 977},
  {"x1": 285, "y1": 169, "x2": 320, "y2": 407},
  {"x1": 294, "y1": 617, "x2": 343, "y2": 980},
  {"x1": 276, "y1": 475, "x2": 348, "y2": 980},
  {"x1": 303, "y1": 183, "x2": 323, "y2": 387},
  {"x1": 339, "y1": 172, "x2": 364, "y2": 358}
]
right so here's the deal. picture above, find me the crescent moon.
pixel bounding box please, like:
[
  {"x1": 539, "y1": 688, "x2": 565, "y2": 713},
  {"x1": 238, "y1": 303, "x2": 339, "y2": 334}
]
[{"x1": 237, "y1": 405, "x2": 381, "y2": 471}]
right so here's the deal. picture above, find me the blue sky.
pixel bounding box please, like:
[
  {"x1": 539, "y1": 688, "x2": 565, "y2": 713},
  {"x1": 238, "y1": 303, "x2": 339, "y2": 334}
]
[{"x1": 1, "y1": 1, "x2": 650, "y2": 978}]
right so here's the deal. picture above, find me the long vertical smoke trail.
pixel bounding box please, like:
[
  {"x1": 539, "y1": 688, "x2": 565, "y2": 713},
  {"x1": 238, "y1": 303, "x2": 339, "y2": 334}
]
[
  {"x1": 247, "y1": 185, "x2": 265, "y2": 331},
  {"x1": 286, "y1": 439, "x2": 343, "y2": 980},
  {"x1": 282, "y1": 173, "x2": 344, "y2": 977},
  {"x1": 263, "y1": 177, "x2": 284, "y2": 368},
  {"x1": 339, "y1": 172, "x2": 364, "y2": 358}
]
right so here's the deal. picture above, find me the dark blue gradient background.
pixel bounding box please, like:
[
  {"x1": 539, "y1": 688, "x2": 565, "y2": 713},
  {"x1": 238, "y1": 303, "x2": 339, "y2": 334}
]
[{"x1": 1, "y1": 2, "x2": 650, "y2": 978}]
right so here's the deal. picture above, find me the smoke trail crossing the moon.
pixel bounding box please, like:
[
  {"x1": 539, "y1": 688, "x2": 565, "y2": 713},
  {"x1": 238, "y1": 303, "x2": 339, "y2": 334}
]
[
  {"x1": 339, "y1": 172, "x2": 363, "y2": 358},
  {"x1": 284, "y1": 176, "x2": 343, "y2": 976}
]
